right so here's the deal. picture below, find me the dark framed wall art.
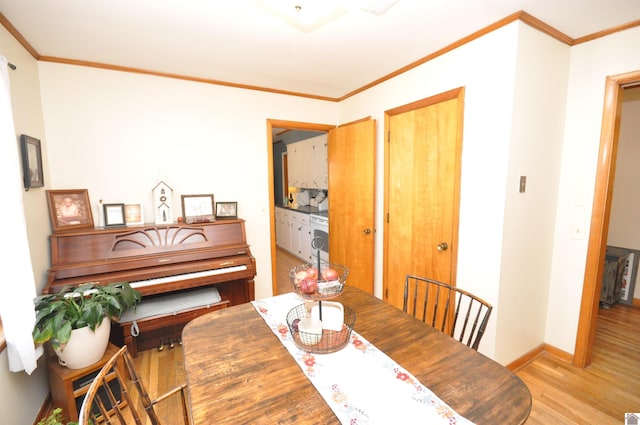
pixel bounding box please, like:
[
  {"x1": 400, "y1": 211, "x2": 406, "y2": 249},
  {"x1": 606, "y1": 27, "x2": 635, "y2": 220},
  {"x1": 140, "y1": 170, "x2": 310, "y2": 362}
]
[{"x1": 20, "y1": 134, "x2": 44, "y2": 190}]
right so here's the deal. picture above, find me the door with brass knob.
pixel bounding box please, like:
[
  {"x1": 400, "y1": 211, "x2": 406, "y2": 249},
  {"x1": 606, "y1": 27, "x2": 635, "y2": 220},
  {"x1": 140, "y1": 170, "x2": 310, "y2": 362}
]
[
  {"x1": 383, "y1": 89, "x2": 463, "y2": 310},
  {"x1": 329, "y1": 119, "x2": 376, "y2": 294}
]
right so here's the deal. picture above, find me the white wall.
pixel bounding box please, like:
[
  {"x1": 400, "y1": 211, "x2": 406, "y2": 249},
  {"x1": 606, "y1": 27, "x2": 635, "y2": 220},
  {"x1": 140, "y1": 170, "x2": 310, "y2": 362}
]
[
  {"x1": 546, "y1": 26, "x2": 640, "y2": 353},
  {"x1": 607, "y1": 91, "x2": 640, "y2": 300},
  {"x1": 38, "y1": 62, "x2": 340, "y2": 301},
  {"x1": 497, "y1": 25, "x2": 569, "y2": 362},
  {"x1": 339, "y1": 22, "x2": 569, "y2": 363},
  {"x1": 0, "y1": 24, "x2": 50, "y2": 425}
]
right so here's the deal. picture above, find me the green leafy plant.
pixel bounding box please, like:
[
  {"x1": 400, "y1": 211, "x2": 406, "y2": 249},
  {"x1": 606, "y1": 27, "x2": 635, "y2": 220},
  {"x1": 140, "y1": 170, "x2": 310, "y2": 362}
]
[
  {"x1": 36, "y1": 407, "x2": 78, "y2": 425},
  {"x1": 33, "y1": 282, "x2": 141, "y2": 349}
]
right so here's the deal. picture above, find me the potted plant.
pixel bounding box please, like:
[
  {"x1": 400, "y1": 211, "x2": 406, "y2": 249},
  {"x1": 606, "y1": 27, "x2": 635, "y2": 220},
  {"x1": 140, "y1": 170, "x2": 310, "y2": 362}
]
[
  {"x1": 37, "y1": 408, "x2": 77, "y2": 425},
  {"x1": 33, "y1": 282, "x2": 141, "y2": 369}
]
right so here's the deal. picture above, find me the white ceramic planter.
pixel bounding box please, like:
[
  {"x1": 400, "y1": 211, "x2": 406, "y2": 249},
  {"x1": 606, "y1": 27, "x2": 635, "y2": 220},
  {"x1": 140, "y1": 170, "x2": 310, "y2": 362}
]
[{"x1": 54, "y1": 316, "x2": 111, "y2": 369}]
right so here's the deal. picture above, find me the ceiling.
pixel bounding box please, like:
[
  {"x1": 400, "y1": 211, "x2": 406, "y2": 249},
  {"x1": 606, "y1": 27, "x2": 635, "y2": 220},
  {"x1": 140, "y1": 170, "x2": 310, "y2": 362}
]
[{"x1": 0, "y1": 0, "x2": 639, "y2": 100}]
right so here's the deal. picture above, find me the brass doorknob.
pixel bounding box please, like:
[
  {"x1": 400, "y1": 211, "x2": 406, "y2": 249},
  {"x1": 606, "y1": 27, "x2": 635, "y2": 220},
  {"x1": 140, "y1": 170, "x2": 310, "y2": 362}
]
[
  {"x1": 437, "y1": 242, "x2": 448, "y2": 251},
  {"x1": 363, "y1": 228, "x2": 372, "y2": 235}
]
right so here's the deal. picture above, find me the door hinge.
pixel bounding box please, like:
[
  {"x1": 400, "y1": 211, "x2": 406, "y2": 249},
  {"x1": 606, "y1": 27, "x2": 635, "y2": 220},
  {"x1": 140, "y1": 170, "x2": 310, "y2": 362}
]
[
  {"x1": 386, "y1": 212, "x2": 389, "y2": 223},
  {"x1": 387, "y1": 131, "x2": 390, "y2": 143},
  {"x1": 384, "y1": 288, "x2": 388, "y2": 299}
]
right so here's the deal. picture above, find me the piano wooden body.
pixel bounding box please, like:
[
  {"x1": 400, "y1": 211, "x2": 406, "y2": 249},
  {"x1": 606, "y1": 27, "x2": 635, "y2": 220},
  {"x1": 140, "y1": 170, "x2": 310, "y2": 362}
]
[{"x1": 45, "y1": 220, "x2": 256, "y2": 357}]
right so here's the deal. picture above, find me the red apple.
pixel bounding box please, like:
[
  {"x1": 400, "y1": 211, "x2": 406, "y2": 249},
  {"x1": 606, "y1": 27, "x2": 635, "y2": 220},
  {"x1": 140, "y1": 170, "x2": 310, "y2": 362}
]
[
  {"x1": 294, "y1": 270, "x2": 309, "y2": 284},
  {"x1": 305, "y1": 267, "x2": 318, "y2": 279},
  {"x1": 321, "y1": 268, "x2": 339, "y2": 281},
  {"x1": 299, "y1": 278, "x2": 318, "y2": 294}
]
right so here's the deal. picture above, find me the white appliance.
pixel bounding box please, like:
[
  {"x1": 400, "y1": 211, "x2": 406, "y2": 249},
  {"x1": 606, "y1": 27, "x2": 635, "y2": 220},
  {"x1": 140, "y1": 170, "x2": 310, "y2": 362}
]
[
  {"x1": 317, "y1": 197, "x2": 329, "y2": 211},
  {"x1": 309, "y1": 213, "x2": 329, "y2": 267}
]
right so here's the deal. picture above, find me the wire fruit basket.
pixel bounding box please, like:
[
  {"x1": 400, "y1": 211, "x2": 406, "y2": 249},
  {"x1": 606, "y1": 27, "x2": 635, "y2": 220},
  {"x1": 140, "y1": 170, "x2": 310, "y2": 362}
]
[
  {"x1": 286, "y1": 302, "x2": 356, "y2": 354},
  {"x1": 289, "y1": 263, "x2": 348, "y2": 300}
]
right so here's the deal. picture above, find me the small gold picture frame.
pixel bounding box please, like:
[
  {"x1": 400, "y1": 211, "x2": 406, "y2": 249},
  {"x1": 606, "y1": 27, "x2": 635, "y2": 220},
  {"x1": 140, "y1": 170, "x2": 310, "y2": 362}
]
[{"x1": 124, "y1": 203, "x2": 144, "y2": 226}]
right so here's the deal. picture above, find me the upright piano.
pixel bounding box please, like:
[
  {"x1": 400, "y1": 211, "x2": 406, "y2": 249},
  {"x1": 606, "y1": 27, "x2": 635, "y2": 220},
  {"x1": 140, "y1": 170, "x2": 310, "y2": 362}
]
[{"x1": 44, "y1": 219, "x2": 256, "y2": 356}]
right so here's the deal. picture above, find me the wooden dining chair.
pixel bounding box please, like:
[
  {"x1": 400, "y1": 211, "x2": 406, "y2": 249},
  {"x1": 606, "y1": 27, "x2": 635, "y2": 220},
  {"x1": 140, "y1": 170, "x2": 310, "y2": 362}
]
[
  {"x1": 403, "y1": 274, "x2": 493, "y2": 351},
  {"x1": 78, "y1": 345, "x2": 190, "y2": 425}
]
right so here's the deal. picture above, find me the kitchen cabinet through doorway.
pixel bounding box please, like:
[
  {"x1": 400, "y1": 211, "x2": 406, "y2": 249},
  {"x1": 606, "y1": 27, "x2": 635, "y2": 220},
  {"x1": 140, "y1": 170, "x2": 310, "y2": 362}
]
[
  {"x1": 276, "y1": 207, "x2": 311, "y2": 262},
  {"x1": 287, "y1": 134, "x2": 328, "y2": 190}
]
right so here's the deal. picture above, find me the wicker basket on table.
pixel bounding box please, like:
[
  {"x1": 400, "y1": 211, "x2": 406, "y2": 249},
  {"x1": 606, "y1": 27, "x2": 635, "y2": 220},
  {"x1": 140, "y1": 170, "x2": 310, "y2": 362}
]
[
  {"x1": 287, "y1": 263, "x2": 354, "y2": 353},
  {"x1": 289, "y1": 263, "x2": 348, "y2": 300}
]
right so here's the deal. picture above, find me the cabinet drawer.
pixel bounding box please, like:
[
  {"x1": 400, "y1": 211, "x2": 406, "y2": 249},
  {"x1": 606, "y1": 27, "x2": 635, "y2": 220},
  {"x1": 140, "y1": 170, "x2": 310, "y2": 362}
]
[
  {"x1": 289, "y1": 211, "x2": 309, "y2": 225},
  {"x1": 275, "y1": 207, "x2": 289, "y2": 220}
]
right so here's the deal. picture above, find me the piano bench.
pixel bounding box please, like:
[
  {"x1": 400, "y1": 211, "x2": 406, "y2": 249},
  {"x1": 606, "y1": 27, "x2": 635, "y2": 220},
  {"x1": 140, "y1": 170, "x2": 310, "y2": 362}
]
[
  {"x1": 113, "y1": 302, "x2": 229, "y2": 357},
  {"x1": 112, "y1": 287, "x2": 230, "y2": 357}
]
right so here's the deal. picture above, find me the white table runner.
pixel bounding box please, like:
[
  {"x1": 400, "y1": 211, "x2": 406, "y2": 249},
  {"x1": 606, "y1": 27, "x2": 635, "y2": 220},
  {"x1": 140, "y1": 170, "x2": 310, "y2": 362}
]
[{"x1": 252, "y1": 293, "x2": 475, "y2": 425}]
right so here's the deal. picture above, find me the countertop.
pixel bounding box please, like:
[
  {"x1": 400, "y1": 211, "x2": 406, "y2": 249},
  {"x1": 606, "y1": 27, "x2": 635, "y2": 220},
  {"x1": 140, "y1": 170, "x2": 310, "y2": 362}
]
[{"x1": 276, "y1": 204, "x2": 328, "y2": 217}]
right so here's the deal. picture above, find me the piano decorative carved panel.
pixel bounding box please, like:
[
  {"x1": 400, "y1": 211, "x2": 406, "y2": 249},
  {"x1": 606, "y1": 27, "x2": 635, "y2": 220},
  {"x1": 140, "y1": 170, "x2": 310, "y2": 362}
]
[
  {"x1": 107, "y1": 226, "x2": 211, "y2": 258},
  {"x1": 45, "y1": 220, "x2": 256, "y2": 356}
]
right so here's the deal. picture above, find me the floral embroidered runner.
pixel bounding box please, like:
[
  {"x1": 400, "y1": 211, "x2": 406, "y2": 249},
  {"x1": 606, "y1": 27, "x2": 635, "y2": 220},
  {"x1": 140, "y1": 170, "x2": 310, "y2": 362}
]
[{"x1": 252, "y1": 293, "x2": 475, "y2": 425}]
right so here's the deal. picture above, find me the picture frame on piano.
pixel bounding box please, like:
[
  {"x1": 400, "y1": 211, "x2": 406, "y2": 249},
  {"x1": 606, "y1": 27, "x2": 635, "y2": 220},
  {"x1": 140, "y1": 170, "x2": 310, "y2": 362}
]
[
  {"x1": 103, "y1": 203, "x2": 126, "y2": 227},
  {"x1": 46, "y1": 189, "x2": 95, "y2": 232},
  {"x1": 124, "y1": 203, "x2": 144, "y2": 226},
  {"x1": 216, "y1": 201, "x2": 238, "y2": 219},
  {"x1": 182, "y1": 194, "x2": 215, "y2": 224}
]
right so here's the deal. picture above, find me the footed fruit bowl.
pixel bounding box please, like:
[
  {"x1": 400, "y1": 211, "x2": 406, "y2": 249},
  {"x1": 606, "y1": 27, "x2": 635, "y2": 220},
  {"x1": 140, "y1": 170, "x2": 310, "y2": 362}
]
[{"x1": 289, "y1": 263, "x2": 348, "y2": 300}]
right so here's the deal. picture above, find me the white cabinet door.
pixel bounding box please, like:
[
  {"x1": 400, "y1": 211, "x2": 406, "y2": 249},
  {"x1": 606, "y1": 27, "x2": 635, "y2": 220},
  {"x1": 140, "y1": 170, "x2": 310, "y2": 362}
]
[
  {"x1": 276, "y1": 208, "x2": 293, "y2": 252},
  {"x1": 275, "y1": 208, "x2": 286, "y2": 248},
  {"x1": 288, "y1": 211, "x2": 312, "y2": 262},
  {"x1": 287, "y1": 144, "x2": 300, "y2": 187},
  {"x1": 311, "y1": 136, "x2": 328, "y2": 189},
  {"x1": 297, "y1": 222, "x2": 311, "y2": 262},
  {"x1": 287, "y1": 135, "x2": 327, "y2": 189}
]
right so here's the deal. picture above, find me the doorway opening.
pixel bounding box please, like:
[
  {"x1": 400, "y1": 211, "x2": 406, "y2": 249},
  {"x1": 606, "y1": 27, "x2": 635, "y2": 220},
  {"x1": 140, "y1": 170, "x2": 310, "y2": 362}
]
[
  {"x1": 267, "y1": 119, "x2": 334, "y2": 296},
  {"x1": 574, "y1": 71, "x2": 640, "y2": 368}
]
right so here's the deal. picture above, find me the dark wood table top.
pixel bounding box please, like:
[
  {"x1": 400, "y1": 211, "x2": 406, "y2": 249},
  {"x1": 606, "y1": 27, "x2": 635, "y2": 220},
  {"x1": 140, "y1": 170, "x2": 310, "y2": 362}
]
[{"x1": 181, "y1": 286, "x2": 531, "y2": 424}]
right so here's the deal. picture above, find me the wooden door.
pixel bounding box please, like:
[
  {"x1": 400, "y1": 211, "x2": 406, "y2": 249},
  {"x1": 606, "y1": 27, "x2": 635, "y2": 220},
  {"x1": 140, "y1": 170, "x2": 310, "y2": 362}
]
[
  {"x1": 328, "y1": 119, "x2": 376, "y2": 294},
  {"x1": 383, "y1": 88, "x2": 464, "y2": 309}
]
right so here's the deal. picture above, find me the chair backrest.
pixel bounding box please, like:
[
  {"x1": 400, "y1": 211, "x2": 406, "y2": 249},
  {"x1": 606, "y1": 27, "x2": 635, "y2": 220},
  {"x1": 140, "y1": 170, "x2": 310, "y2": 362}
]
[
  {"x1": 403, "y1": 274, "x2": 492, "y2": 351},
  {"x1": 78, "y1": 345, "x2": 189, "y2": 425}
]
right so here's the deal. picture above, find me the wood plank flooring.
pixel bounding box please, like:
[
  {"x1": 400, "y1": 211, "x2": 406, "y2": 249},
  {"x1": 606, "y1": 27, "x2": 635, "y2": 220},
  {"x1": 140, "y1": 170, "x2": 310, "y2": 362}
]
[
  {"x1": 133, "y1": 261, "x2": 640, "y2": 424},
  {"x1": 276, "y1": 247, "x2": 303, "y2": 295},
  {"x1": 515, "y1": 302, "x2": 640, "y2": 424}
]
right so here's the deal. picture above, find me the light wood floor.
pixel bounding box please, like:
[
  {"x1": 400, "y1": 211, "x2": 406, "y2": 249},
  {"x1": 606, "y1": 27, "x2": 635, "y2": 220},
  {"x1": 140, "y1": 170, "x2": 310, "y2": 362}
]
[
  {"x1": 133, "y1": 264, "x2": 640, "y2": 424},
  {"x1": 276, "y1": 247, "x2": 304, "y2": 295},
  {"x1": 515, "y1": 302, "x2": 640, "y2": 424}
]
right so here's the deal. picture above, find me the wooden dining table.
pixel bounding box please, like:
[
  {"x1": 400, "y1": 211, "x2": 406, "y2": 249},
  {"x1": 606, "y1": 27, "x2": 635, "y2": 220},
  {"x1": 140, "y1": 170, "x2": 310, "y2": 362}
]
[{"x1": 181, "y1": 286, "x2": 531, "y2": 424}]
